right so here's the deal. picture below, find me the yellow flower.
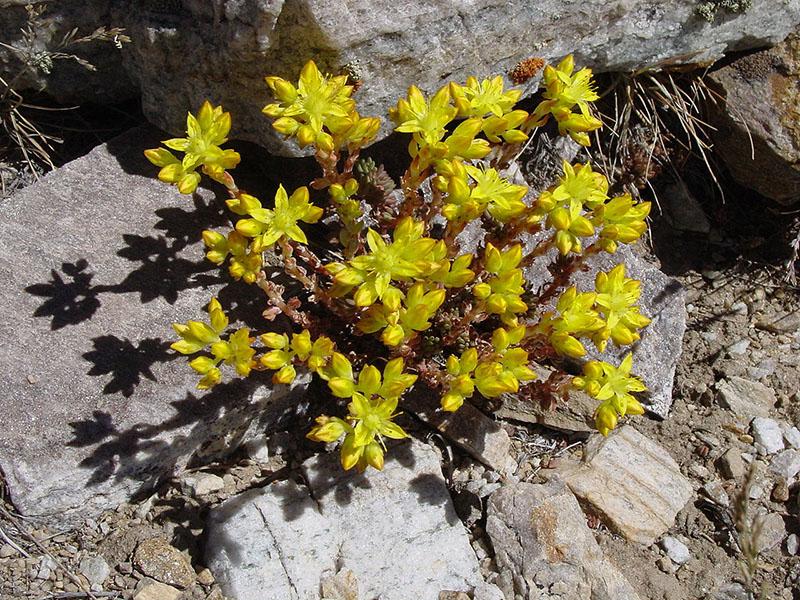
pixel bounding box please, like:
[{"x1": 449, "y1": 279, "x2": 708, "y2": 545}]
[
  {"x1": 529, "y1": 55, "x2": 602, "y2": 146},
  {"x1": 358, "y1": 283, "x2": 446, "y2": 347},
  {"x1": 442, "y1": 348, "x2": 479, "y2": 412},
  {"x1": 145, "y1": 101, "x2": 241, "y2": 193},
  {"x1": 263, "y1": 60, "x2": 356, "y2": 151},
  {"x1": 473, "y1": 244, "x2": 527, "y2": 325},
  {"x1": 594, "y1": 194, "x2": 651, "y2": 253},
  {"x1": 260, "y1": 330, "x2": 334, "y2": 384},
  {"x1": 534, "y1": 287, "x2": 604, "y2": 358},
  {"x1": 450, "y1": 76, "x2": 522, "y2": 118},
  {"x1": 236, "y1": 184, "x2": 323, "y2": 250},
  {"x1": 572, "y1": 354, "x2": 646, "y2": 435},
  {"x1": 390, "y1": 84, "x2": 457, "y2": 146},
  {"x1": 326, "y1": 217, "x2": 437, "y2": 307},
  {"x1": 592, "y1": 264, "x2": 651, "y2": 351},
  {"x1": 202, "y1": 230, "x2": 262, "y2": 284}
]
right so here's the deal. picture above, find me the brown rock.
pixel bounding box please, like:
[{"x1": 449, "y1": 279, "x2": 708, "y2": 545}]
[
  {"x1": 561, "y1": 426, "x2": 693, "y2": 545},
  {"x1": 708, "y1": 34, "x2": 800, "y2": 205},
  {"x1": 321, "y1": 569, "x2": 359, "y2": 600},
  {"x1": 133, "y1": 538, "x2": 195, "y2": 589},
  {"x1": 133, "y1": 579, "x2": 182, "y2": 600}
]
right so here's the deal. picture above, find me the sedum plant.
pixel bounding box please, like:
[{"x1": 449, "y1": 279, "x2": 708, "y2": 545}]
[{"x1": 146, "y1": 56, "x2": 652, "y2": 472}]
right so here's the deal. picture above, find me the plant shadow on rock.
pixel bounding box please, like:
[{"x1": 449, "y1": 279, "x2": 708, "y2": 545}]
[
  {"x1": 67, "y1": 375, "x2": 265, "y2": 491},
  {"x1": 82, "y1": 336, "x2": 176, "y2": 397}
]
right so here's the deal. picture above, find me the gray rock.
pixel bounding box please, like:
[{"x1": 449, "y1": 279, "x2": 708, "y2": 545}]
[
  {"x1": 782, "y1": 425, "x2": 800, "y2": 449},
  {"x1": 717, "y1": 448, "x2": 745, "y2": 480},
  {"x1": 133, "y1": 537, "x2": 195, "y2": 589},
  {"x1": 561, "y1": 426, "x2": 693, "y2": 544},
  {"x1": 181, "y1": 472, "x2": 225, "y2": 497},
  {"x1": 708, "y1": 33, "x2": 800, "y2": 205},
  {"x1": 714, "y1": 583, "x2": 750, "y2": 600},
  {"x1": 660, "y1": 536, "x2": 691, "y2": 565},
  {"x1": 702, "y1": 480, "x2": 730, "y2": 507},
  {"x1": 786, "y1": 533, "x2": 799, "y2": 555},
  {"x1": 768, "y1": 450, "x2": 800, "y2": 482},
  {"x1": 0, "y1": 126, "x2": 310, "y2": 525},
  {"x1": 79, "y1": 555, "x2": 111, "y2": 586},
  {"x1": 756, "y1": 512, "x2": 786, "y2": 553},
  {"x1": 5, "y1": 2, "x2": 800, "y2": 155},
  {"x1": 472, "y1": 582, "x2": 505, "y2": 600},
  {"x1": 35, "y1": 556, "x2": 57, "y2": 580},
  {"x1": 486, "y1": 480, "x2": 641, "y2": 599},
  {"x1": 0, "y1": 544, "x2": 16, "y2": 558},
  {"x1": 751, "y1": 417, "x2": 785, "y2": 454},
  {"x1": 206, "y1": 441, "x2": 481, "y2": 600},
  {"x1": 716, "y1": 377, "x2": 776, "y2": 419},
  {"x1": 244, "y1": 435, "x2": 271, "y2": 462}
]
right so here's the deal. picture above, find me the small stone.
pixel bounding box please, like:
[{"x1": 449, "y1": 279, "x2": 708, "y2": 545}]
[
  {"x1": 133, "y1": 579, "x2": 182, "y2": 600},
  {"x1": 751, "y1": 418, "x2": 785, "y2": 455},
  {"x1": 472, "y1": 581, "x2": 505, "y2": 600},
  {"x1": 695, "y1": 431, "x2": 720, "y2": 447},
  {"x1": 782, "y1": 426, "x2": 800, "y2": 450},
  {"x1": 180, "y1": 472, "x2": 225, "y2": 497},
  {"x1": 768, "y1": 450, "x2": 800, "y2": 482},
  {"x1": 196, "y1": 567, "x2": 215, "y2": 586},
  {"x1": 36, "y1": 556, "x2": 57, "y2": 580},
  {"x1": 756, "y1": 513, "x2": 786, "y2": 553},
  {"x1": 439, "y1": 592, "x2": 471, "y2": 600},
  {"x1": 660, "y1": 536, "x2": 691, "y2": 565},
  {"x1": 133, "y1": 538, "x2": 195, "y2": 589},
  {"x1": 717, "y1": 448, "x2": 745, "y2": 480},
  {"x1": 117, "y1": 561, "x2": 133, "y2": 575},
  {"x1": 771, "y1": 480, "x2": 790, "y2": 503},
  {"x1": 321, "y1": 568, "x2": 359, "y2": 600},
  {"x1": 688, "y1": 464, "x2": 711, "y2": 480},
  {"x1": 702, "y1": 480, "x2": 730, "y2": 507},
  {"x1": 730, "y1": 301, "x2": 748, "y2": 316},
  {"x1": 715, "y1": 583, "x2": 749, "y2": 600},
  {"x1": 79, "y1": 555, "x2": 110, "y2": 586},
  {"x1": 786, "y1": 533, "x2": 799, "y2": 555},
  {"x1": 657, "y1": 556, "x2": 676, "y2": 574},
  {"x1": 0, "y1": 544, "x2": 16, "y2": 558},
  {"x1": 727, "y1": 339, "x2": 750, "y2": 355},
  {"x1": 716, "y1": 378, "x2": 776, "y2": 419},
  {"x1": 244, "y1": 435, "x2": 270, "y2": 462}
]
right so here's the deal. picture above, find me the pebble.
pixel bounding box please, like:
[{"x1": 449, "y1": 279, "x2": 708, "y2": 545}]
[
  {"x1": 133, "y1": 538, "x2": 196, "y2": 589},
  {"x1": 750, "y1": 418, "x2": 785, "y2": 454},
  {"x1": 726, "y1": 339, "x2": 750, "y2": 355},
  {"x1": 768, "y1": 449, "x2": 800, "y2": 482},
  {"x1": 245, "y1": 435, "x2": 271, "y2": 462},
  {"x1": 0, "y1": 544, "x2": 16, "y2": 558},
  {"x1": 35, "y1": 556, "x2": 57, "y2": 580},
  {"x1": 79, "y1": 555, "x2": 110, "y2": 586},
  {"x1": 197, "y1": 567, "x2": 215, "y2": 586},
  {"x1": 782, "y1": 426, "x2": 800, "y2": 450},
  {"x1": 756, "y1": 513, "x2": 786, "y2": 553},
  {"x1": 688, "y1": 464, "x2": 711, "y2": 480},
  {"x1": 657, "y1": 556, "x2": 676, "y2": 574},
  {"x1": 786, "y1": 534, "x2": 799, "y2": 556},
  {"x1": 133, "y1": 579, "x2": 182, "y2": 600},
  {"x1": 181, "y1": 472, "x2": 225, "y2": 497},
  {"x1": 730, "y1": 301, "x2": 748, "y2": 316},
  {"x1": 702, "y1": 480, "x2": 730, "y2": 507},
  {"x1": 717, "y1": 448, "x2": 745, "y2": 480},
  {"x1": 694, "y1": 431, "x2": 720, "y2": 448},
  {"x1": 660, "y1": 536, "x2": 691, "y2": 565},
  {"x1": 771, "y1": 480, "x2": 790, "y2": 503}
]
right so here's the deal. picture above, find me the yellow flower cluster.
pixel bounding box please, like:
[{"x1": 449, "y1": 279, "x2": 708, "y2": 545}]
[
  {"x1": 145, "y1": 101, "x2": 240, "y2": 194},
  {"x1": 263, "y1": 61, "x2": 380, "y2": 152},
  {"x1": 572, "y1": 354, "x2": 646, "y2": 435},
  {"x1": 531, "y1": 161, "x2": 651, "y2": 255},
  {"x1": 473, "y1": 244, "x2": 527, "y2": 326},
  {"x1": 534, "y1": 264, "x2": 651, "y2": 358}
]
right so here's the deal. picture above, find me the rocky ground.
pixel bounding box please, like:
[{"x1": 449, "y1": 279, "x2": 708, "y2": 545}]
[{"x1": 1, "y1": 195, "x2": 798, "y2": 598}]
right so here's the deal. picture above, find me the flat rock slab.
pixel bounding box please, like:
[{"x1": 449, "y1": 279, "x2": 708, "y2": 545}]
[
  {"x1": 0, "y1": 126, "x2": 308, "y2": 524},
  {"x1": 561, "y1": 426, "x2": 693, "y2": 545},
  {"x1": 206, "y1": 441, "x2": 481, "y2": 600},
  {"x1": 486, "y1": 480, "x2": 641, "y2": 600},
  {"x1": 4, "y1": 2, "x2": 800, "y2": 154}
]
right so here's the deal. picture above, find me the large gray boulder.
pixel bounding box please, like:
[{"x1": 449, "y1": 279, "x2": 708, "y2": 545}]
[
  {"x1": 206, "y1": 440, "x2": 482, "y2": 600},
  {"x1": 3, "y1": 1, "x2": 800, "y2": 154},
  {"x1": 0, "y1": 126, "x2": 309, "y2": 525}
]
